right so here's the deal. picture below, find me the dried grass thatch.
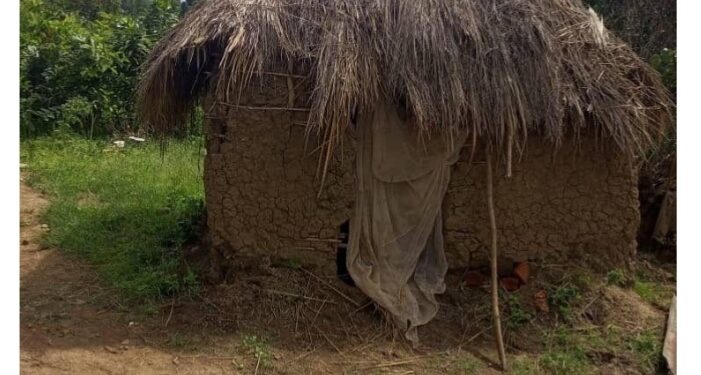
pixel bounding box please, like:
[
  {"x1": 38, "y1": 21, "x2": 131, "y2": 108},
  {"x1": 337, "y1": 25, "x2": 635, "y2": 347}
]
[{"x1": 137, "y1": 0, "x2": 673, "y2": 167}]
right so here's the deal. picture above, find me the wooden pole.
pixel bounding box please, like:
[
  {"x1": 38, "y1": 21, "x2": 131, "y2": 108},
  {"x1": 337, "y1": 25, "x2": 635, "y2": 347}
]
[{"x1": 486, "y1": 149, "x2": 508, "y2": 370}]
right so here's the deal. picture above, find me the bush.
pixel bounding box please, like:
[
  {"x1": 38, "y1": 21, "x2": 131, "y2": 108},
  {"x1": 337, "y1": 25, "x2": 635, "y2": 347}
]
[{"x1": 20, "y1": 0, "x2": 180, "y2": 138}]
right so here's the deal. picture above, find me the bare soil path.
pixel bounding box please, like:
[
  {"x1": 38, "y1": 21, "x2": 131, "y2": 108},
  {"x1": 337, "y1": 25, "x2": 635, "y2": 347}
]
[{"x1": 20, "y1": 179, "x2": 231, "y2": 374}]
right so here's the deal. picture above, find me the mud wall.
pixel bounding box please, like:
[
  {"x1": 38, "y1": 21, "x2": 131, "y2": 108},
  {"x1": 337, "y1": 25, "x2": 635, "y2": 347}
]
[
  {"x1": 443, "y1": 140, "x2": 639, "y2": 271},
  {"x1": 204, "y1": 78, "x2": 639, "y2": 271}
]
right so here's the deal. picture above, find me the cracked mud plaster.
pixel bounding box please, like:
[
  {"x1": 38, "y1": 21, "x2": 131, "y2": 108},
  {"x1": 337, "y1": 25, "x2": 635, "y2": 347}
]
[{"x1": 203, "y1": 77, "x2": 639, "y2": 272}]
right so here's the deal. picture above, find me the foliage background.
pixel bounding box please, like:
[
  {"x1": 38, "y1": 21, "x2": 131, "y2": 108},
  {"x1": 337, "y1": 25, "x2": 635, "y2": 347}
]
[
  {"x1": 584, "y1": 0, "x2": 676, "y2": 249},
  {"x1": 586, "y1": 0, "x2": 676, "y2": 94},
  {"x1": 20, "y1": 0, "x2": 185, "y2": 138}
]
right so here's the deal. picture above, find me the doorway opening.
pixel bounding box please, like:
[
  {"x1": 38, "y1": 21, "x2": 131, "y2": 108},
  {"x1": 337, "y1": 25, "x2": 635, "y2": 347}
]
[{"x1": 336, "y1": 220, "x2": 355, "y2": 286}]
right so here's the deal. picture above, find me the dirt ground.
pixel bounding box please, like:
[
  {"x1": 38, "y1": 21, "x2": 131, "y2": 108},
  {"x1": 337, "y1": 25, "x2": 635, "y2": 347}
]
[
  {"x1": 20, "y1": 178, "x2": 506, "y2": 374},
  {"x1": 20, "y1": 180, "x2": 228, "y2": 374},
  {"x1": 20, "y1": 177, "x2": 674, "y2": 374}
]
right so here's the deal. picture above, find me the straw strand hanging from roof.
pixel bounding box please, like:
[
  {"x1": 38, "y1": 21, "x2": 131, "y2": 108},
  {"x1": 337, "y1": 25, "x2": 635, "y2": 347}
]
[{"x1": 137, "y1": 0, "x2": 673, "y2": 165}]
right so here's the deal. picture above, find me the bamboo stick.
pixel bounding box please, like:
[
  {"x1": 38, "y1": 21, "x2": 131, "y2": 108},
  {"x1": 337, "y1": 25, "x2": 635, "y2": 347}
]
[{"x1": 486, "y1": 150, "x2": 508, "y2": 371}]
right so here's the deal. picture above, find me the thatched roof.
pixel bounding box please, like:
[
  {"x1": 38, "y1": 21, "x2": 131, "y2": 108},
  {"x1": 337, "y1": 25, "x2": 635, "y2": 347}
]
[{"x1": 137, "y1": 0, "x2": 672, "y2": 164}]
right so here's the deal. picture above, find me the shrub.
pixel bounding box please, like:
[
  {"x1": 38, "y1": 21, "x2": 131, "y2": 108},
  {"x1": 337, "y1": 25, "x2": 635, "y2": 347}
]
[{"x1": 20, "y1": 0, "x2": 180, "y2": 138}]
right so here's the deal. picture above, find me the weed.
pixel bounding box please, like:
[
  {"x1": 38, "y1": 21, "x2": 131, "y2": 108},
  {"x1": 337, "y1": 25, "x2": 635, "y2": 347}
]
[
  {"x1": 505, "y1": 295, "x2": 534, "y2": 329},
  {"x1": 548, "y1": 282, "x2": 580, "y2": 320},
  {"x1": 21, "y1": 137, "x2": 204, "y2": 302},
  {"x1": 633, "y1": 279, "x2": 673, "y2": 309},
  {"x1": 606, "y1": 269, "x2": 627, "y2": 286},
  {"x1": 167, "y1": 332, "x2": 198, "y2": 351},
  {"x1": 456, "y1": 354, "x2": 481, "y2": 373},
  {"x1": 426, "y1": 355, "x2": 448, "y2": 371},
  {"x1": 241, "y1": 334, "x2": 274, "y2": 368},
  {"x1": 627, "y1": 330, "x2": 663, "y2": 373},
  {"x1": 169, "y1": 333, "x2": 186, "y2": 348},
  {"x1": 570, "y1": 272, "x2": 594, "y2": 290},
  {"x1": 510, "y1": 355, "x2": 538, "y2": 375},
  {"x1": 540, "y1": 348, "x2": 593, "y2": 375},
  {"x1": 540, "y1": 326, "x2": 613, "y2": 374}
]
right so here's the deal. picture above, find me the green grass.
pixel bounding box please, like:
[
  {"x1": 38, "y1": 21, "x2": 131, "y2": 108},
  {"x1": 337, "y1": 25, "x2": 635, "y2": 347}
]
[
  {"x1": 627, "y1": 330, "x2": 664, "y2": 373},
  {"x1": 540, "y1": 329, "x2": 593, "y2": 374},
  {"x1": 504, "y1": 294, "x2": 534, "y2": 329},
  {"x1": 21, "y1": 136, "x2": 205, "y2": 302},
  {"x1": 633, "y1": 278, "x2": 674, "y2": 309},
  {"x1": 241, "y1": 334, "x2": 274, "y2": 368},
  {"x1": 539, "y1": 322, "x2": 665, "y2": 374},
  {"x1": 540, "y1": 348, "x2": 593, "y2": 375},
  {"x1": 547, "y1": 281, "x2": 581, "y2": 321},
  {"x1": 510, "y1": 355, "x2": 539, "y2": 375},
  {"x1": 606, "y1": 269, "x2": 628, "y2": 287},
  {"x1": 455, "y1": 353, "x2": 482, "y2": 373}
]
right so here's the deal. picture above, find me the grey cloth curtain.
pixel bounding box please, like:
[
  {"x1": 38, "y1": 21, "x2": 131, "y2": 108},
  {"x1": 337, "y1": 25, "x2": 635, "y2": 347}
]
[{"x1": 347, "y1": 100, "x2": 467, "y2": 344}]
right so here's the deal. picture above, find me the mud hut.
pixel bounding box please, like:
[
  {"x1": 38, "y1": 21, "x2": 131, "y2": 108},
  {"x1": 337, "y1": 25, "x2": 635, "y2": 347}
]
[{"x1": 138, "y1": 0, "x2": 672, "y2": 307}]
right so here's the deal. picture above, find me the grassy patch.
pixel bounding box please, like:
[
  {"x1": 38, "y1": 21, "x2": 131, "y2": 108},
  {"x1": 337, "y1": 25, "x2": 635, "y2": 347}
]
[
  {"x1": 633, "y1": 279, "x2": 674, "y2": 309},
  {"x1": 21, "y1": 136, "x2": 204, "y2": 302},
  {"x1": 241, "y1": 334, "x2": 274, "y2": 368},
  {"x1": 537, "y1": 326, "x2": 616, "y2": 374},
  {"x1": 540, "y1": 348, "x2": 593, "y2": 375},
  {"x1": 455, "y1": 353, "x2": 482, "y2": 373},
  {"x1": 627, "y1": 330, "x2": 664, "y2": 373},
  {"x1": 510, "y1": 355, "x2": 539, "y2": 375},
  {"x1": 540, "y1": 319, "x2": 664, "y2": 374}
]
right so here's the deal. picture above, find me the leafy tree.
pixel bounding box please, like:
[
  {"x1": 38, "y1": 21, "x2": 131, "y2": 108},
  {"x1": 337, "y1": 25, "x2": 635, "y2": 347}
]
[
  {"x1": 20, "y1": 0, "x2": 180, "y2": 138},
  {"x1": 46, "y1": 0, "x2": 121, "y2": 19}
]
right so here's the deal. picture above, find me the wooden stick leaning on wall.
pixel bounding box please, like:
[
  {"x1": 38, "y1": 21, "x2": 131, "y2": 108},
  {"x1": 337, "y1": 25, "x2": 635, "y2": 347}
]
[{"x1": 486, "y1": 148, "x2": 508, "y2": 370}]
